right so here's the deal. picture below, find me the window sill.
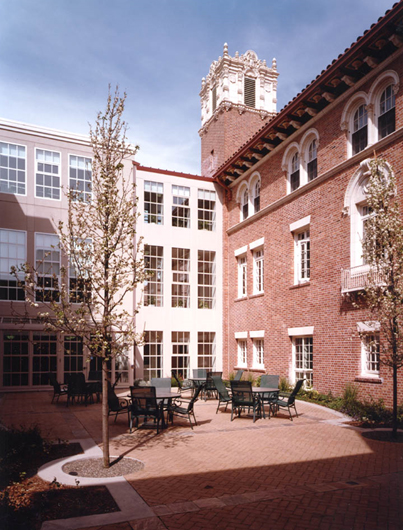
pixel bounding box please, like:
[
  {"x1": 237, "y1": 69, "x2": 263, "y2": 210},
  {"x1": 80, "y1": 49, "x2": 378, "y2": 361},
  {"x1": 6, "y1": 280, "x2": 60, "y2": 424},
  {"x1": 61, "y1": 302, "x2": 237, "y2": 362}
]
[
  {"x1": 249, "y1": 292, "x2": 264, "y2": 299},
  {"x1": 354, "y1": 376, "x2": 383, "y2": 384},
  {"x1": 235, "y1": 296, "x2": 248, "y2": 302},
  {"x1": 251, "y1": 367, "x2": 265, "y2": 373},
  {"x1": 289, "y1": 282, "x2": 310, "y2": 290},
  {"x1": 234, "y1": 365, "x2": 247, "y2": 370}
]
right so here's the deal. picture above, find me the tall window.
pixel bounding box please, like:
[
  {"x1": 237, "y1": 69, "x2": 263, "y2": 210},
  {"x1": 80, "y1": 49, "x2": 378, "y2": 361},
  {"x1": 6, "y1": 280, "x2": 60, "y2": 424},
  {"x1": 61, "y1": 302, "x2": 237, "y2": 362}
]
[
  {"x1": 307, "y1": 140, "x2": 317, "y2": 181},
  {"x1": 2, "y1": 333, "x2": 29, "y2": 387},
  {"x1": 69, "y1": 155, "x2": 92, "y2": 202},
  {"x1": 0, "y1": 229, "x2": 26, "y2": 301},
  {"x1": 144, "y1": 331, "x2": 163, "y2": 380},
  {"x1": 238, "y1": 255, "x2": 247, "y2": 298},
  {"x1": 295, "y1": 230, "x2": 310, "y2": 283},
  {"x1": 378, "y1": 85, "x2": 395, "y2": 139},
  {"x1": 35, "y1": 149, "x2": 61, "y2": 200},
  {"x1": 253, "y1": 339, "x2": 264, "y2": 368},
  {"x1": 198, "y1": 189, "x2": 216, "y2": 231},
  {"x1": 69, "y1": 238, "x2": 92, "y2": 303},
  {"x1": 362, "y1": 334, "x2": 380, "y2": 376},
  {"x1": 198, "y1": 250, "x2": 215, "y2": 309},
  {"x1": 237, "y1": 340, "x2": 247, "y2": 367},
  {"x1": 144, "y1": 245, "x2": 163, "y2": 307},
  {"x1": 35, "y1": 234, "x2": 60, "y2": 302},
  {"x1": 144, "y1": 181, "x2": 164, "y2": 224},
  {"x1": 64, "y1": 336, "x2": 84, "y2": 383},
  {"x1": 290, "y1": 152, "x2": 300, "y2": 192},
  {"x1": 253, "y1": 179, "x2": 260, "y2": 213},
  {"x1": 294, "y1": 337, "x2": 313, "y2": 386},
  {"x1": 244, "y1": 77, "x2": 256, "y2": 108},
  {"x1": 212, "y1": 86, "x2": 217, "y2": 112},
  {"x1": 172, "y1": 185, "x2": 190, "y2": 228},
  {"x1": 253, "y1": 249, "x2": 264, "y2": 294},
  {"x1": 352, "y1": 105, "x2": 368, "y2": 155},
  {"x1": 33, "y1": 334, "x2": 57, "y2": 386},
  {"x1": 172, "y1": 331, "x2": 190, "y2": 379},
  {"x1": 241, "y1": 189, "x2": 249, "y2": 220},
  {"x1": 172, "y1": 247, "x2": 190, "y2": 308},
  {"x1": 198, "y1": 332, "x2": 216, "y2": 371},
  {"x1": 0, "y1": 142, "x2": 26, "y2": 195}
]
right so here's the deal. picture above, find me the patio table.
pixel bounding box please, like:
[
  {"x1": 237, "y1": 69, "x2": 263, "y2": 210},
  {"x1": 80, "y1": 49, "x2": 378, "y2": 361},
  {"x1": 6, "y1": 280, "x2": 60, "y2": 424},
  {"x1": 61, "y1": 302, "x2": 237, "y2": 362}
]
[
  {"x1": 128, "y1": 389, "x2": 178, "y2": 429},
  {"x1": 252, "y1": 387, "x2": 279, "y2": 419}
]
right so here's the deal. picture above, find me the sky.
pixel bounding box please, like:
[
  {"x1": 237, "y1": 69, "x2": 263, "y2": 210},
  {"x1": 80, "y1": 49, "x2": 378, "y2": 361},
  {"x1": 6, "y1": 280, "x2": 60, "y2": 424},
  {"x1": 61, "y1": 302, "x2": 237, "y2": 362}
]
[{"x1": 0, "y1": 0, "x2": 398, "y2": 175}]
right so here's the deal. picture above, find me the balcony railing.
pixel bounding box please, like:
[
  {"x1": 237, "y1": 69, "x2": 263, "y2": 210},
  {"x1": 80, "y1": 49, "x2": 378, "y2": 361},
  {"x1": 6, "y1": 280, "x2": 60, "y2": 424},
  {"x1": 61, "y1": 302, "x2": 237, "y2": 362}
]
[{"x1": 341, "y1": 265, "x2": 384, "y2": 293}]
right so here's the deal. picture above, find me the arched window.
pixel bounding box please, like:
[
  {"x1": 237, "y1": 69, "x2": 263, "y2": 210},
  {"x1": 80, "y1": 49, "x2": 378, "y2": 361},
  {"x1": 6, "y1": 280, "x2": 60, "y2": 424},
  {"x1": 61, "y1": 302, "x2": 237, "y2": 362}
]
[
  {"x1": 252, "y1": 179, "x2": 260, "y2": 213},
  {"x1": 352, "y1": 104, "x2": 368, "y2": 155},
  {"x1": 378, "y1": 85, "x2": 395, "y2": 139},
  {"x1": 241, "y1": 188, "x2": 249, "y2": 220},
  {"x1": 290, "y1": 152, "x2": 300, "y2": 192},
  {"x1": 307, "y1": 140, "x2": 317, "y2": 181}
]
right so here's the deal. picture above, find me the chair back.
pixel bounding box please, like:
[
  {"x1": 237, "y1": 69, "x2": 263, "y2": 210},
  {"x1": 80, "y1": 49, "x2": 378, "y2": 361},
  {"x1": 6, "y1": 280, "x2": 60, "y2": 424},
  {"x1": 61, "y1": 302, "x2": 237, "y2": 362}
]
[
  {"x1": 186, "y1": 383, "x2": 203, "y2": 411},
  {"x1": 88, "y1": 370, "x2": 102, "y2": 382},
  {"x1": 68, "y1": 373, "x2": 86, "y2": 394},
  {"x1": 48, "y1": 372, "x2": 60, "y2": 391},
  {"x1": 107, "y1": 381, "x2": 120, "y2": 412},
  {"x1": 171, "y1": 371, "x2": 182, "y2": 389},
  {"x1": 130, "y1": 386, "x2": 158, "y2": 413},
  {"x1": 151, "y1": 377, "x2": 171, "y2": 389},
  {"x1": 212, "y1": 376, "x2": 230, "y2": 400},
  {"x1": 234, "y1": 370, "x2": 244, "y2": 381},
  {"x1": 288, "y1": 379, "x2": 305, "y2": 405},
  {"x1": 260, "y1": 374, "x2": 279, "y2": 389},
  {"x1": 193, "y1": 369, "x2": 207, "y2": 378},
  {"x1": 230, "y1": 380, "x2": 253, "y2": 404},
  {"x1": 206, "y1": 371, "x2": 222, "y2": 379}
]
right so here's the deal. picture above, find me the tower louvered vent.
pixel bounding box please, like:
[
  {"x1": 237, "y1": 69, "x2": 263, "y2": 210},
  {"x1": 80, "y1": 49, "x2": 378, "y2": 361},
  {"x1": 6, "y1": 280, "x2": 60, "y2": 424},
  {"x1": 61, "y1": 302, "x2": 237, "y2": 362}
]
[
  {"x1": 212, "y1": 86, "x2": 217, "y2": 112},
  {"x1": 244, "y1": 77, "x2": 256, "y2": 108}
]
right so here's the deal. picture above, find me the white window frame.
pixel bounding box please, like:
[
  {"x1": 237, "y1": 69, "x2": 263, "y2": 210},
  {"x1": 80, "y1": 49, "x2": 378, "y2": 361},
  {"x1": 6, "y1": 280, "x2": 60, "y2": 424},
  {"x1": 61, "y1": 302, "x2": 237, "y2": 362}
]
[
  {"x1": 237, "y1": 254, "x2": 247, "y2": 298},
  {"x1": 35, "y1": 233, "x2": 60, "y2": 302},
  {"x1": 0, "y1": 141, "x2": 26, "y2": 196},
  {"x1": 198, "y1": 332, "x2": 216, "y2": 372},
  {"x1": 290, "y1": 217, "x2": 311, "y2": 285},
  {"x1": 361, "y1": 333, "x2": 380, "y2": 377},
  {"x1": 172, "y1": 247, "x2": 190, "y2": 308},
  {"x1": 198, "y1": 250, "x2": 216, "y2": 309},
  {"x1": 253, "y1": 248, "x2": 264, "y2": 294},
  {"x1": 253, "y1": 338, "x2": 264, "y2": 369},
  {"x1": 69, "y1": 154, "x2": 92, "y2": 202},
  {"x1": 172, "y1": 185, "x2": 190, "y2": 228},
  {"x1": 144, "y1": 330, "x2": 163, "y2": 381},
  {"x1": 0, "y1": 228, "x2": 26, "y2": 302},
  {"x1": 293, "y1": 336, "x2": 313, "y2": 387},
  {"x1": 172, "y1": 331, "x2": 190, "y2": 379},
  {"x1": 144, "y1": 245, "x2": 164, "y2": 307},
  {"x1": 35, "y1": 148, "x2": 61, "y2": 201},
  {"x1": 198, "y1": 189, "x2": 216, "y2": 231},
  {"x1": 144, "y1": 181, "x2": 164, "y2": 225},
  {"x1": 237, "y1": 339, "x2": 247, "y2": 367}
]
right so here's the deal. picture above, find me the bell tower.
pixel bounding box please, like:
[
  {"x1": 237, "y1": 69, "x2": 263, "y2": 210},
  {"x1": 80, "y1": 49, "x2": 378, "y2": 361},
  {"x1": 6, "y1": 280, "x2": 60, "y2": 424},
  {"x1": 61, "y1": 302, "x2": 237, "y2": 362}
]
[{"x1": 199, "y1": 44, "x2": 279, "y2": 177}]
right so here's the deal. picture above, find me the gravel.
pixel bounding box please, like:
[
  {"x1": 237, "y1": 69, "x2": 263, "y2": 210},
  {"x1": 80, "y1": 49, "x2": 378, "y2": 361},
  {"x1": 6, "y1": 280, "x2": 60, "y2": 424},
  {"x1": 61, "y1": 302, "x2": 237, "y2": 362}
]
[{"x1": 62, "y1": 456, "x2": 144, "y2": 478}]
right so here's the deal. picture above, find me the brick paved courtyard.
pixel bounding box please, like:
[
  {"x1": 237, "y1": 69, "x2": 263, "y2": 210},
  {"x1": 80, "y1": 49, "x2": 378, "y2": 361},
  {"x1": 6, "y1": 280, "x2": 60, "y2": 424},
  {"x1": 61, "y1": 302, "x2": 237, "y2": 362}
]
[{"x1": 1, "y1": 391, "x2": 402, "y2": 529}]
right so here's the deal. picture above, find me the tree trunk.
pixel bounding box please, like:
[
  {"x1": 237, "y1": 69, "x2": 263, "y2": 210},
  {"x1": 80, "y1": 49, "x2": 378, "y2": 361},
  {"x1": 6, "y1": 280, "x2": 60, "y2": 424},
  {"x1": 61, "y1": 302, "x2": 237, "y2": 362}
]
[
  {"x1": 392, "y1": 363, "x2": 398, "y2": 440},
  {"x1": 102, "y1": 361, "x2": 110, "y2": 467}
]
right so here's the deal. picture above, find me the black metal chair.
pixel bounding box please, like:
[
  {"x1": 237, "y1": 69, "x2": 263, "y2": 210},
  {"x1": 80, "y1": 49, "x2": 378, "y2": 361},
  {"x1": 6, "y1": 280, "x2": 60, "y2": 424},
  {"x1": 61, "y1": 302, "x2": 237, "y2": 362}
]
[
  {"x1": 230, "y1": 380, "x2": 262, "y2": 422},
  {"x1": 234, "y1": 370, "x2": 244, "y2": 381},
  {"x1": 107, "y1": 381, "x2": 130, "y2": 424},
  {"x1": 203, "y1": 371, "x2": 223, "y2": 400},
  {"x1": 151, "y1": 377, "x2": 171, "y2": 389},
  {"x1": 129, "y1": 386, "x2": 164, "y2": 433},
  {"x1": 272, "y1": 379, "x2": 305, "y2": 421},
  {"x1": 259, "y1": 374, "x2": 280, "y2": 418},
  {"x1": 48, "y1": 373, "x2": 68, "y2": 403},
  {"x1": 260, "y1": 374, "x2": 279, "y2": 388},
  {"x1": 167, "y1": 384, "x2": 202, "y2": 429},
  {"x1": 212, "y1": 376, "x2": 231, "y2": 413},
  {"x1": 172, "y1": 371, "x2": 194, "y2": 394},
  {"x1": 67, "y1": 373, "x2": 93, "y2": 406}
]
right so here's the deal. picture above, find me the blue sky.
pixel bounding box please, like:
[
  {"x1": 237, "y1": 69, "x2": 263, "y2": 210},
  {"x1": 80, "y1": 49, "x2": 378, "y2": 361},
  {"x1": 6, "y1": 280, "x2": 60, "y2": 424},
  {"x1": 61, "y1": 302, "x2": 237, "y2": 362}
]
[{"x1": 0, "y1": 0, "x2": 396, "y2": 174}]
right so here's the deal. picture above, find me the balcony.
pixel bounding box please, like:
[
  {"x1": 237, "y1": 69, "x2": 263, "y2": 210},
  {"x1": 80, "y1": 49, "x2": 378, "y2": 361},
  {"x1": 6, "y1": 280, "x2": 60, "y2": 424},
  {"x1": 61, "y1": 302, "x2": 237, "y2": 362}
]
[{"x1": 341, "y1": 265, "x2": 371, "y2": 293}]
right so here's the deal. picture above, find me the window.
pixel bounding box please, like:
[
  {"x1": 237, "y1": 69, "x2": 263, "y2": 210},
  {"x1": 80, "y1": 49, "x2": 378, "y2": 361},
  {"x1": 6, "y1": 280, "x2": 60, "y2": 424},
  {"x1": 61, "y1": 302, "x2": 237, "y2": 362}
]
[
  {"x1": 352, "y1": 105, "x2": 368, "y2": 155},
  {"x1": 172, "y1": 185, "x2": 190, "y2": 228},
  {"x1": 0, "y1": 229, "x2": 26, "y2": 301},
  {"x1": 144, "y1": 245, "x2": 163, "y2": 307},
  {"x1": 198, "y1": 332, "x2": 216, "y2": 371},
  {"x1": 307, "y1": 140, "x2": 317, "y2": 181},
  {"x1": 144, "y1": 181, "x2": 163, "y2": 224},
  {"x1": 378, "y1": 85, "x2": 395, "y2": 140},
  {"x1": 172, "y1": 331, "x2": 190, "y2": 379},
  {"x1": 35, "y1": 233, "x2": 60, "y2": 302},
  {"x1": 172, "y1": 247, "x2": 190, "y2": 308},
  {"x1": 241, "y1": 189, "x2": 249, "y2": 220},
  {"x1": 294, "y1": 337, "x2": 313, "y2": 386},
  {"x1": 244, "y1": 77, "x2": 256, "y2": 108},
  {"x1": 253, "y1": 248, "x2": 264, "y2": 294},
  {"x1": 198, "y1": 250, "x2": 215, "y2": 309},
  {"x1": 212, "y1": 86, "x2": 217, "y2": 113},
  {"x1": 362, "y1": 334, "x2": 380, "y2": 376},
  {"x1": 252, "y1": 179, "x2": 260, "y2": 213},
  {"x1": 115, "y1": 350, "x2": 130, "y2": 384},
  {"x1": 238, "y1": 255, "x2": 247, "y2": 298},
  {"x1": 237, "y1": 340, "x2": 247, "y2": 367},
  {"x1": 295, "y1": 230, "x2": 310, "y2": 283},
  {"x1": 33, "y1": 334, "x2": 57, "y2": 386},
  {"x1": 0, "y1": 142, "x2": 26, "y2": 195},
  {"x1": 290, "y1": 152, "x2": 300, "y2": 192},
  {"x1": 198, "y1": 189, "x2": 216, "y2": 231},
  {"x1": 69, "y1": 238, "x2": 92, "y2": 303},
  {"x1": 69, "y1": 155, "x2": 92, "y2": 202},
  {"x1": 144, "y1": 331, "x2": 163, "y2": 381},
  {"x1": 2, "y1": 333, "x2": 29, "y2": 386},
  {"x1": 253, "y1": 339, "x2": 264, "y2": 368},
  {"x1": 63, "y1": 336, "x2": 84, "y2": 383},
  {"x1": 35, "y1": 149, "x2": 61, "y2": 200}
]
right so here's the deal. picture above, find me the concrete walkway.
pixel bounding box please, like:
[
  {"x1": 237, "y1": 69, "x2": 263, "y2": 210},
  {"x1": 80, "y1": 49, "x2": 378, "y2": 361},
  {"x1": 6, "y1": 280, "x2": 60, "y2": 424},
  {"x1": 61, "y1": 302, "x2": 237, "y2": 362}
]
[{"x1": 0, "y1": 391, "x2": 402, "y2": 530}]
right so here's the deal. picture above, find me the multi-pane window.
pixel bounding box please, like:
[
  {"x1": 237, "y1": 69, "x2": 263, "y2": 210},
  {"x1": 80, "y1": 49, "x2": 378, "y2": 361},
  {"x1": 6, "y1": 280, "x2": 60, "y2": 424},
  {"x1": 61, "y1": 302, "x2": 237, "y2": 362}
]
[
  {"x1": 198, "y1": 189, "x2": 216, "y2": 231},
  {"x1": 144, "y1": 181, "x2": 164, "y2": 224},
  {"x1": 144, "y1": 245, "x2": 163, "y2": 307},
  {"x1": 172, "y1": 248, "x2": 190, "y2": 308},
  {"x1": 35, "y1": 149, "x2": 61, "y2": 200},
  {"x1": 172, "y1": 185, "x2": 190, "y2": 228},
  {"x1": 296, "y1": 230, "x2": 310, "y2": 283},
  {"x1": 2, "y1": 333, "x2": 29, "y2": 387},
  {"x1": 361, "y1": 205, "x2": 374, "y2": 264},
  {"x1": 241, "y1": 189, "x2": 248, "y2": 220},
  {"x1": 253, "y1": 180, "x2": 260, "y2": 213},
  {"x1": 290, "y1": 152, "x2": 300, "y2": 192},
  {"x1": 69, "y1": 238, "x2": 92, "y2": 303},
  {"x1": 198, "y1": 332, "x2": 216, "y2": 371},
  {"x1": 143, "y1": 331, "x2": 163, "y2": 381},
  {"x1": 378, "y1": 85, "x2": 395, "y2": 139},
  {"x1": 253, "y1": 249, "x2": 264, "y2": 294},
  {"x1": 172, "y1": 331, "x2": 190, "y2": 379},
  {"x1": 352, "y1": 105, "x2": 368, "y2": 155},
  {"x1": 69, "y1": 155, "x2": 92, "y2": 202},
  {"x1": 237, "y1": 340, "x2": 247, "y2": 366},
  {"x1": 115, "y1": 351, "x2": 130, "y2": 384},
  {"x1": 238, "y1": 255, "x2": 247, "y2": 298},
  {"x1": 0, "y1": 142, "x2": 26, "y2": 195},
  {"x1": 63, "y1": 336, "x2": 84, "y2": 383},
  {"x1": 33, "y1": 334, "x2": 57, "y2": 386},
  {"x1": 295, "y1": 337, "x2": 313, "y2": 386},
  {"x1": 253, "y1": 339, "x2": 264, "y2": 368},
  {"x1": 362, "y1": 334, "x2": 380, "y2": 376},
  {"x1": 244, "y1": 77, "x2": 256, "y2": 108},
  {"x1": 35, "y1": 233, "x2": 60, "y2": 302},
  {"x1": 307, "y1": 140, "x2": 317, "y2": 181},
  {"x1": 198, "y1": 250, "x2": 215, "y2": 309},
  {"x1": 0, "y1": 229, "x2": 26, "y2": 301}
]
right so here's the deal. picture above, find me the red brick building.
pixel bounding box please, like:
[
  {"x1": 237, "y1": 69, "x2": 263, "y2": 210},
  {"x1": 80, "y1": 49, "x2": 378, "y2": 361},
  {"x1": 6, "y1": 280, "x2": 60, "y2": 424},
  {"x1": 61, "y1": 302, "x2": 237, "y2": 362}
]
[{"x1": 204, "y1": 2, "x2": 403, "y2": 404}]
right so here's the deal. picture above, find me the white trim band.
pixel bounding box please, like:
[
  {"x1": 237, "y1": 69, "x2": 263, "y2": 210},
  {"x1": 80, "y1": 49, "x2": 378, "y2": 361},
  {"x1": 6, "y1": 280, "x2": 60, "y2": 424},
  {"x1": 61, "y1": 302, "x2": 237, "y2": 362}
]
[{"x1": 288, "y1": 326, "x2": 314, "y2": 336}]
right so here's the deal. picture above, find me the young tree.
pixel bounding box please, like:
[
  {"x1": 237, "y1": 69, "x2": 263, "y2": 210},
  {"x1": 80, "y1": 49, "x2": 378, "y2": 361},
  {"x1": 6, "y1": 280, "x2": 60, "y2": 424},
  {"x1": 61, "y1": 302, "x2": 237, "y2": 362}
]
[
  {"x1": 14, "y1": 87, "x2": 145, "y2": 466},
  {"x1": 360, "y1": 157, "x2": 403, "y2": 439}
]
